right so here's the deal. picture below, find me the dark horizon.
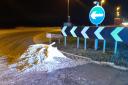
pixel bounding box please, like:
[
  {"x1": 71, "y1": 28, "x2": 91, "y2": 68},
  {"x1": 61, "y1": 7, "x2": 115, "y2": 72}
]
[{"x1": 0, "y1": 0, "x2": 128, "y2": 27}]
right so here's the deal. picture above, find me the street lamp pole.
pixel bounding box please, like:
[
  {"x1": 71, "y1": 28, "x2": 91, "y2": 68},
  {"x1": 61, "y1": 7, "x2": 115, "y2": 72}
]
[{"x1": 67, "y1": 0, "x2": 70, "y2": 22}]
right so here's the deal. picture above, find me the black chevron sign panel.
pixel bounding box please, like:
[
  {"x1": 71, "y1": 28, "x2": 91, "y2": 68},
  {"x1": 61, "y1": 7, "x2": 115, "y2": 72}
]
[{"x1": 61, "y1": 26, "x2": 128, "y2": 45}]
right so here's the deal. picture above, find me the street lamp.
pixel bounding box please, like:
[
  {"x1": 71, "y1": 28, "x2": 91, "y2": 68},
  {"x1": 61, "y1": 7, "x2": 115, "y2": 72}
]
[
  {"x1": 116, "y1": 6, "x2": 120, "y2": 11},
  {"x1": 101, "y1": 0, "x2": 105, "y2": 6},
  {"x1": 116, "y1": 6, "x2": 120, "y2": 17}
]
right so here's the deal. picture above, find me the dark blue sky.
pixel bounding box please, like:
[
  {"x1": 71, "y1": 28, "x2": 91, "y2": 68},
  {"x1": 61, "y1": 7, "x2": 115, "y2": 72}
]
[{"x1": 0, "y1": 0, "x2": 127, "y2": 27}]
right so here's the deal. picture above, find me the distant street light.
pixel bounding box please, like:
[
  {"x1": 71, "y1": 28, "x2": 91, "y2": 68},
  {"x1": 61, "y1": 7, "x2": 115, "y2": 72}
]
[
  {"x1": 116, "y1": 6, "x2": 121, "y2": 17},
  {"x1": 116, "y1": 6, "x2": 120, "y2": 11}
]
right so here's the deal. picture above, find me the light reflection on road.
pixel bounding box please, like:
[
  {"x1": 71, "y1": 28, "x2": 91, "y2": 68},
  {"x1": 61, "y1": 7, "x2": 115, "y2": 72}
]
[{"x1": 0, "y1": 27, "x2": 60, "y2": 64}]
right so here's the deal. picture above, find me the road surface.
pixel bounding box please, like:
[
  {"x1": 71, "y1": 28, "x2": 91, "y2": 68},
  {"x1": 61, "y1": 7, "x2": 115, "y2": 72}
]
[
  {"x1": 0, "y1": 27, "x2": 60, "y2": 64},
  {"x1": 14, "y1": 63, "x2": 128, "y2": 85}
]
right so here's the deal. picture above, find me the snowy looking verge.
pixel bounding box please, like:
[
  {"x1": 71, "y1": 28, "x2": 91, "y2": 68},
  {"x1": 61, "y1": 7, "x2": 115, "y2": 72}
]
[
  {"x1": 10, "y1": 42, "x2": 89, "y2": 73},
  {"x1": 10, "y1": 42, "x2": 128, "y2": 74}
]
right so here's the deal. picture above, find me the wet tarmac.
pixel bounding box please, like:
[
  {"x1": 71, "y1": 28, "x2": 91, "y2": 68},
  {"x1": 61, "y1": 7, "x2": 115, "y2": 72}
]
[{"x1": 5, "y1": 63, "x2": 128, "y2": 85}]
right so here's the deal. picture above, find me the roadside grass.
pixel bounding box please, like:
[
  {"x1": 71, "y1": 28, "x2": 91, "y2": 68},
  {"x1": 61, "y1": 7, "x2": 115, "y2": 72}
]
[{"x1": 50, "y1": 36, "x2": 128, "y2": 67}]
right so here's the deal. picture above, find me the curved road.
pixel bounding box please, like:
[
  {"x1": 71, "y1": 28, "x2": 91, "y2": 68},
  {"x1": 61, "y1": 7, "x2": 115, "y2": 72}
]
[{"x1": 0, "y1": 27, "x2": 60, "y2": 64}]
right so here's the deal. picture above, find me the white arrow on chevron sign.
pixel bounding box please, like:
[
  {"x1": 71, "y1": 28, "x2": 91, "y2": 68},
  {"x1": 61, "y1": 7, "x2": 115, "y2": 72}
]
[
  {"x1": 91, "y1": 11, "x2": 104, "y2": 19},
  {"x1": 111, "y1": 27, "x2": 124, "y2": 42},
  {"x1": 94, "y1": 27, "x2": 105, "y2": 40},
  {"x1": 81, "y1": 26, "x2": 89, "y2": 39},
  {"x1": 70, "y1": 26, "x2": 77, "y2": 37},
  {"x1": 62, "y1": 26, "x2": 67, "y2": 36}
]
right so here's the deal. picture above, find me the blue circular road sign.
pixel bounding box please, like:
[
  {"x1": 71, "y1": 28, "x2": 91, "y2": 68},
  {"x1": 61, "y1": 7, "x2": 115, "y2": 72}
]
[{"x1": 89, "y1": 4, "x2": 105, "y2": 26}]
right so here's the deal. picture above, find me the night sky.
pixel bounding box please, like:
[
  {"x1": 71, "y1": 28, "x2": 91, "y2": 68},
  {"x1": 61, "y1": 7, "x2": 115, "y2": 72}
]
[{"x1": 0, "y1": 0, "x2": 128, "y2": 27}]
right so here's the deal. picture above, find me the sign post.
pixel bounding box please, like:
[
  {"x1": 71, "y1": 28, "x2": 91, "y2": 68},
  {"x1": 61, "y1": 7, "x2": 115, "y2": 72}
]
[
  {"x1": 111, "y1": 27, "x2": 124, "y2": 54},
  {"x1": 103, "y1": 40, "x2": 106, "y2": 53},
  {"x1": 64, "y1": 36, "x2": 67, "y2": 47},
  {"x1": 77, "y1": 37, "x2": 80, "y2": 48},
  {"x1": 89, "y1": 2, "x2": 105, "y2": 51},
  {"x1": 70, "y1": 26, "x2": 78, "y2": 48},
  {"x1": 114, "y1": 41, "x2": 118, "y2": 54},
  {"x1": 94, "y1": 39, "x2": 98, "y2": 50},
  {"x1": 81, "y1": 26, "x2": 89, "y2": 50},
  {"x1": 84, "y1": 38, "x2": 87, "y2": 50},
  {"x1": 62, "y1": 26, "x2": 68, "y2": 47}
]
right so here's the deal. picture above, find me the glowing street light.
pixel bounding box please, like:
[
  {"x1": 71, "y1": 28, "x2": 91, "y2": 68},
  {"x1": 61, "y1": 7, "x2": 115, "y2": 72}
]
[
  {"x1": 116, "y1": 6, "x2": 121, "y2": 17},
  {"x1": 101, "y1": 0, "x2": 105, "y2": 6},
  {"x1": 116, "y1": 6, "x2": 120, "y2": 10}
]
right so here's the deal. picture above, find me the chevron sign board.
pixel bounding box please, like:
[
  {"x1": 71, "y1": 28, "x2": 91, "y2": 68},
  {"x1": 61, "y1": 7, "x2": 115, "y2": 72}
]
[
  {"x1": 94, "y1": 27, "x2": 104, "y2": 40},
  {"x1": 111, "y1": 27, "x2": 124, "y2": 42},
  {"x1": 61, "y1": 26, "x2": 67, "y2": 36},
  {"x1": 81, "y1": 26, "x2": 89, "y2": 39},
  {"x1": 70, "y1": 26, "x2": 77, "y2": 37},
  {"x1": 61, "y1": 26, "x2": 128, "y2": 44}
]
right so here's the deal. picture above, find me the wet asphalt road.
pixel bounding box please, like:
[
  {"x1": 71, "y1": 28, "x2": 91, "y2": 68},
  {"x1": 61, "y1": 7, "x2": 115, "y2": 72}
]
[
  {"x1": 13, "y1": 63, "x2": 128, "y2": 85},
  {"x1": 0, "y1": 27, "x2": 60, "y2": 64}
]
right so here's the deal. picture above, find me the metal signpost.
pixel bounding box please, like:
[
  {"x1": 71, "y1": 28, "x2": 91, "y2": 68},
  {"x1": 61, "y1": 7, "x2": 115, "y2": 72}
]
[
  {"x1": 111, "y1": 27, "x2": 124, "y2": 54},
  {"x1": 89, "y1": 2, "x2": 105, "y2": 52},
  {"x1": 81, "y1": 26, "x2": 89, "y2": 50},
  {"x1": 70, "y1": 26, "x2": 80, "y2": 48},
  {"x1": 62, "y1": 26, "x2": 67, "y2": 47}
]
